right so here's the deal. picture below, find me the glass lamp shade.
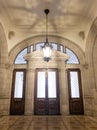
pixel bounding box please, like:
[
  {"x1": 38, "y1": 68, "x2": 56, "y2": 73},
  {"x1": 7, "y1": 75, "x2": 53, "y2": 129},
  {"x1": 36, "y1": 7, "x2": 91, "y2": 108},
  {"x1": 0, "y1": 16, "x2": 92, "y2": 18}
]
[{"x1": 43, "y1": 43, "x2": 52, "y2": 62}]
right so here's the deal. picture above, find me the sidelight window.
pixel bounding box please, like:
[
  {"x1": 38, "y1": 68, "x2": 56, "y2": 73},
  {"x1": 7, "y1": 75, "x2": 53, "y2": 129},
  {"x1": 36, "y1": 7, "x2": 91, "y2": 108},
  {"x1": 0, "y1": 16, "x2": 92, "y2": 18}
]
[
  {"x1": 70, "y1": 71, "x2": 80, "y2": 98},
  {"x1": 14, "y1": 72, "x2": 24, "y2": 98}
]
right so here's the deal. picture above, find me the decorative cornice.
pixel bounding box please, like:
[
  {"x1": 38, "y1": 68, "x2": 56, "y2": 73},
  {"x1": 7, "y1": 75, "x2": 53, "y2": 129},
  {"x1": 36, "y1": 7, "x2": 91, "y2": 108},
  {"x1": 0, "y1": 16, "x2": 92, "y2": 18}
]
[{"x1": 24, "y1": 50, "x2": 69, "y2": 62}]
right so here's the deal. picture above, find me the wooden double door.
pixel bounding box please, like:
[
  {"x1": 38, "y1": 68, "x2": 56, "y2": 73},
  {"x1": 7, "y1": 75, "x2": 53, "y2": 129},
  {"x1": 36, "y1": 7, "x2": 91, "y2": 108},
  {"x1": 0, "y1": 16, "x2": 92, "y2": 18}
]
[{"x1": 34, "y1": 68, "x2": 60, "y2": 115}]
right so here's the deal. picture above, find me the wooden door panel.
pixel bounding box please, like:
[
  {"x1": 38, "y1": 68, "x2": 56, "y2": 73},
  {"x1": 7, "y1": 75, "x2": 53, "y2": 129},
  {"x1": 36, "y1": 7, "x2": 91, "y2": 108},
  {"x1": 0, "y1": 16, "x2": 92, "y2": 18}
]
[
  {"x1": 70, "y1": 99, "x2": 84, "y2": 115},
  {"x1": 67, "y1": 69, "x2": 84, "y2": 115},
  {"x1": 10, "y1": 99, "x2": 25, "y2": 115},
  {"x1": 48, "y1": 99, "x2": 60, "y2": 115},
  {"x1": 34, "y1": 99, "x2": 46, "y2": 115}
]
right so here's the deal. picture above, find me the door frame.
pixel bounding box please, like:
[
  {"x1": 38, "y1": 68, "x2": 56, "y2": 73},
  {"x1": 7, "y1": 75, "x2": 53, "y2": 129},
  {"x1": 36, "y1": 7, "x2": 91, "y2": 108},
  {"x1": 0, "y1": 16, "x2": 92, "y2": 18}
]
[
  {"x1": 34, "y1": 68, "x2": 60, "y2": 115},
  {"x1": 67, "y1": 68, "x2": 84, "y2": 115},
  {"x1": 10, "y1": 69, "x2": 26, "y2": 115}
]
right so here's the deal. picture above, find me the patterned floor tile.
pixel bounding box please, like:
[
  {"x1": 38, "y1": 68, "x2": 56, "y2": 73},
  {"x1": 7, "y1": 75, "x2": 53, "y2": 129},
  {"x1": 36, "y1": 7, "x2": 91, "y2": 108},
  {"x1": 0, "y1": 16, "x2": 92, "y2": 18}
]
[{"x1": 0, "y1": 115, "x2": 97, "y2": 130}]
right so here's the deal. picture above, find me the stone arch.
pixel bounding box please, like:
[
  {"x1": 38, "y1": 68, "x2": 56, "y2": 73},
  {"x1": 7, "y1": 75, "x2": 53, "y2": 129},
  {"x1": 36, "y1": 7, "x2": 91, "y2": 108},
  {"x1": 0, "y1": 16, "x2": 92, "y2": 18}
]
[
  {"x1": 0, "y1": 23, "x2": 8, "y2": 64},
  {"x1": 9, "y1": 35, "x2": 85, "y2": 115},
  {"x1": 85, "y1": 17, "x2": 97, "y2": 115},
  {"x1": 85, "y1": 18, "x2": 97, "y2": 65},
  {"x1": 85, "y1": 17, "x2": 97, "y2": 90},
  {"x1": 9, "y1": 35, "x2": 85, "y2": 64}
]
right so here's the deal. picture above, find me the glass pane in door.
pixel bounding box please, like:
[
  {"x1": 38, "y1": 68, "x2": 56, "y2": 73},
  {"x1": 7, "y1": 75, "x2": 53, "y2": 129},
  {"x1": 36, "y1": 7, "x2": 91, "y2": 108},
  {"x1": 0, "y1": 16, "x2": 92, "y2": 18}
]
[
  {"x1": 70, "y1": 71, "x2": 80, "y2": 98},
  {"x1": 48, "y1": 72, "x2": 57, "y2": 98},
  {"x1": 14, "y1": 72, "x2": 24, "y2": 98},
  {"x1": 37, "y1": 72, "x2": 46, "y2": 98}
]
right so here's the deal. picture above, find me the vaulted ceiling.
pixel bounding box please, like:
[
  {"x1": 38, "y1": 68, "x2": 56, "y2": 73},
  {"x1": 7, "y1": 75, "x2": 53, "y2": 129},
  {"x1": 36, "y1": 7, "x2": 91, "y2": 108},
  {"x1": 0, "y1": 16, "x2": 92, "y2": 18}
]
[{"x1": 0, "y1": 0, "x2": 97, "y2": 52}]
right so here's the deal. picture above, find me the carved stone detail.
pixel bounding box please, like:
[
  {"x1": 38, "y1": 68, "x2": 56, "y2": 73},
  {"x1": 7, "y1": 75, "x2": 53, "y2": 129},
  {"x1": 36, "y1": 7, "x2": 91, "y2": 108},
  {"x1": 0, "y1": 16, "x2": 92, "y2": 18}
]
[{"x1": 24, "y1": 50, "x2": 69, "y2": 62}]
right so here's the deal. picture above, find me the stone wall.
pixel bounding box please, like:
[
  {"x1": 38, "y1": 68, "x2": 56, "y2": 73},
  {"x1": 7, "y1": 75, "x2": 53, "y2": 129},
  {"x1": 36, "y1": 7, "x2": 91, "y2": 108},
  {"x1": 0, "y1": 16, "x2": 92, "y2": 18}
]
[
  {"x1": 1, "y1": 32, "x2": 97, "y2": 116},
  {"x1": 0, "y1": 23, "x2": 9, "y2": 116}
]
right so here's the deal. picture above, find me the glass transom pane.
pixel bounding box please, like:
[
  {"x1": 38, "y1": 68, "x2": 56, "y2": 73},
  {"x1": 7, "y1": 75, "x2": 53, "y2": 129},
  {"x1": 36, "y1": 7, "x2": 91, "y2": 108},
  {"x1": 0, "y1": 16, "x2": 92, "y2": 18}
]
[
  {"x1": 14, "y1": 72, "x2": 24, "y2": 98},
  {"x1": 52, "y1": 43, "x2": 57, "y2": 50},
  {"x1": 15, "y1": 48, "x2": 27, "y2": 64},
  {"x1": 48, "y1": 72, "x2": 57, "y2": 98},
  {"x1": 30, "y1": 45, "x2": 34, "y2": 52},
  {"x1": 70, "y1": 71, "x2": 80, "y2": 98},
  {"x1": 36, "y1": 43, "x2": 44, "y2": 50},
  {"x1": 37, "y1": 72, "x2": 45, "y2": 98},
  {"x1": 66, "y1": 48, "x2": 79, "y2": 64},
  {"x1": 60, "y1": 45, "x2": 64, "y2": 52}
]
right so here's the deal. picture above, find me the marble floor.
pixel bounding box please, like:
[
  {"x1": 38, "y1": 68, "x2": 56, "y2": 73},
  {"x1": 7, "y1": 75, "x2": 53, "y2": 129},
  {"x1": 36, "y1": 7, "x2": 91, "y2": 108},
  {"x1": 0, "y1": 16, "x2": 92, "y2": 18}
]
[{"x1": 0, "y1": 115, "x2": 97, "y2": 130}]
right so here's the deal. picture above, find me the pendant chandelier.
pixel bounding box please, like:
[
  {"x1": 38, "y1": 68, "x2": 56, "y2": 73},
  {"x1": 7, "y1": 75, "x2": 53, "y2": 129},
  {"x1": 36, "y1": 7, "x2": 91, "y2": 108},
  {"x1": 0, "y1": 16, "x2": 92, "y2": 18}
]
[{"x1": 42, "y1": 9, "x2": 53, "y2": 62}]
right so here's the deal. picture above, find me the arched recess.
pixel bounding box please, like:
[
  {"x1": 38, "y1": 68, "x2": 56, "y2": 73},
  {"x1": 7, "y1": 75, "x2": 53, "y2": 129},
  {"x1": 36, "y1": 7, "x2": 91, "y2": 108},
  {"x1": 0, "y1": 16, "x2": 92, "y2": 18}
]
[
  {"x1": 0, "y1": 23, "x2": 8, "y2": 115},
  {"x1": 85, "y1": 17, "x2": 97, "y2": 115},
  {"x1": 85, "y1": 18, "x2": 97, "y2": 89},
  {"x1": 0, "y1": 23, "x2": 8, "y2": 64},
  {"x1": 9, "y1": 35, "x2": 85, "y2": 115}
]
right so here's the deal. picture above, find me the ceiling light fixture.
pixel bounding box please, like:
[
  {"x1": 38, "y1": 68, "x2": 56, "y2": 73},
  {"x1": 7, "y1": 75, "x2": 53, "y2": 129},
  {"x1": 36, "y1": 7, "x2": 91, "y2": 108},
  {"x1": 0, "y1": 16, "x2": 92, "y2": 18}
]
[{"x1": 42, "y1": 9, "x2": 53, "y2": 62}]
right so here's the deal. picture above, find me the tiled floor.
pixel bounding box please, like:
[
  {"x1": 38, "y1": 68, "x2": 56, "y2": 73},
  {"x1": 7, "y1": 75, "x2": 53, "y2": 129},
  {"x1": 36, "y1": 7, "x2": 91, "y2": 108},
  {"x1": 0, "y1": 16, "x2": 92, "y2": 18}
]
[{"x1": 0, "y1": 115, "x2": 97, "y2": 130}]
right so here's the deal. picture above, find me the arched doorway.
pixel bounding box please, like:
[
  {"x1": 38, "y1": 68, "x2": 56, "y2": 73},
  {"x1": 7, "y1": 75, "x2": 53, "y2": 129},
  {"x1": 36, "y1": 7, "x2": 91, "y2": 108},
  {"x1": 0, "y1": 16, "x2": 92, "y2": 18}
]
[{"x1": 9, "y1": 35, "x2": 85, "y2": 115}]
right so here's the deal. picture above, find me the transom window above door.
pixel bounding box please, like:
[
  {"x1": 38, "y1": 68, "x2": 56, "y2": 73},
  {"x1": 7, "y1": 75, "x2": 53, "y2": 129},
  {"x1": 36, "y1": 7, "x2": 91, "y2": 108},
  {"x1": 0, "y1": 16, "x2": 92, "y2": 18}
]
[{"x1": 14, "y1": 43, "x2": 79, "y2": 65}]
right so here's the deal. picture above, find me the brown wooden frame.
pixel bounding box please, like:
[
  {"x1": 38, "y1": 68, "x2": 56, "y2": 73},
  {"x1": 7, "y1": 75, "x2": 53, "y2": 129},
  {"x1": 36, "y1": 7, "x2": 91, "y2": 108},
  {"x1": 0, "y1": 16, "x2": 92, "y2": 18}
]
[
  {"x1": 10, "y1": 69, "x2": 26, "y2": 115},
  {"x1": 67, "y1": 68, "x2": 84, "y2": 115},
  {"x1": 34, "y1": 68, "x2": 60, "y2": 115}
]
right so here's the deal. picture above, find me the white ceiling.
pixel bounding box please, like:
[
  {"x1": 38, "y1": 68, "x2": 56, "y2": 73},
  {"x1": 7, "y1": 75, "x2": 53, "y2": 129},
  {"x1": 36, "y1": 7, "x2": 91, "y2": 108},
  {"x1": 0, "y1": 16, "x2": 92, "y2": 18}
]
[{"x1": 0, "y1": 0, "x2": 97, "y2": 51}]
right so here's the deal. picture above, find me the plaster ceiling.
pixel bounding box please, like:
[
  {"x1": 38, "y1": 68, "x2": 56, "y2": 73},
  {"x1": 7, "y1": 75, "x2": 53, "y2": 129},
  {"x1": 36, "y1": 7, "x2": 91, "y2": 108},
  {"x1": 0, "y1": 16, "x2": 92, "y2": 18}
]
[{"x1": 0, "y1": 0, "x2": 97, "y2": 51}]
